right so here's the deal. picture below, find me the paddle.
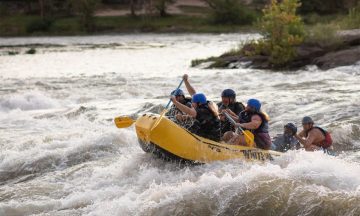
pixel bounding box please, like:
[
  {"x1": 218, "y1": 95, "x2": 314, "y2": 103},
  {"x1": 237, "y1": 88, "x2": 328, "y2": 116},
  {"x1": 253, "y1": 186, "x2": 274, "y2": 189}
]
[
  {"x1": 223, "y1": 111, "x2": 254, "y2": 145},
  {"x1": 114, "y1": 116, "x2": 136, "y2": 128},
  {"x1": 150, "y1": 79, "x2": 184, "y2": 130},
  {"x1": 114, "y1": 79, "x2": 184, "y2": 129}
]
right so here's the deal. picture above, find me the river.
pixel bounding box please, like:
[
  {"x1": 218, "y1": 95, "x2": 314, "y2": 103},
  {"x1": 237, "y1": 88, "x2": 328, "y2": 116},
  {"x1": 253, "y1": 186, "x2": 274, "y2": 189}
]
[{"x1": 0, "y1": 34, "x2": 359, "y2": 216}]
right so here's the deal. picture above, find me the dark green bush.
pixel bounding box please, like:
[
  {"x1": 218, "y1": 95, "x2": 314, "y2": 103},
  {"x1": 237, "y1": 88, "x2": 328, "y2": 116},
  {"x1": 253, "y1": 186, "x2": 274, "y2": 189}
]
[
  {"x1": 341, "y1": 4, "x2": 360, "y2": 29},
  {"x1": 249, "y1": 0, "x2": 305, "y2": 66},
  {"x1": 26, "y1": 48, "x2": 36, "y2": 54},
  {"x1": 205, "y1": 0, "x2": 257, "y2": 25},
  {"x1": 26, "y1": 18, "x2": 53, "y2": 33},
  {"x1": 69, "y1": 0, "x2": 100, "y2": 32}
]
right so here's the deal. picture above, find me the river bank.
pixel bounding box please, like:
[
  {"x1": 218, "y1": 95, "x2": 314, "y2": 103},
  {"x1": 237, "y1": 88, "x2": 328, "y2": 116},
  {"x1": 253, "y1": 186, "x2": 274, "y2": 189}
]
[{"x1": 192, "y1": 29, "x2": 360, "y2": 70}]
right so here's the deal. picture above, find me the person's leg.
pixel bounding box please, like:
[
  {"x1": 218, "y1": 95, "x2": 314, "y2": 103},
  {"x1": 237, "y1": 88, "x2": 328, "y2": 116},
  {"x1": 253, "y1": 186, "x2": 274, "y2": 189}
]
[
  {"x1": 222, "y1": 131, "x2": 235, "y2": 142},
  {"x1": 228, "y1": 134, "x2": 247, "y2": 146}
]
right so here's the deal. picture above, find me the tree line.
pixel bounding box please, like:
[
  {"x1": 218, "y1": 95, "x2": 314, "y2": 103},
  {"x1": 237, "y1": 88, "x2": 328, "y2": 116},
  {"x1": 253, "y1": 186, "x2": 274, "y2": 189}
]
[{"x1": 0, "y1": 0, "x2": 358, "y2": 33}]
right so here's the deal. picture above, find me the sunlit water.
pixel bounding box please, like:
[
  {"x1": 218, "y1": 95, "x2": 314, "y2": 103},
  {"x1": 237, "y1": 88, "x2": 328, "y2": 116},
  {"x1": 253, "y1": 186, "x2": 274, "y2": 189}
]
[{"x1": 0, "y1": 34, "x2": 359, "y2": 216}]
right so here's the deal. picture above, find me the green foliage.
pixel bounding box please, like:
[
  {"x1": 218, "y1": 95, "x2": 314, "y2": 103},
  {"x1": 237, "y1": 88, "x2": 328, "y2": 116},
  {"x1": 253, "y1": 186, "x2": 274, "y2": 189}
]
[
  {"x1": 299, "y1": 0, "x2": 342, "y2": 14},
  {"x1": 26, "y1": 18, "x2": 54, "y2": 33},
  {"x1": 191, "y1": 57, "x2": 218, "y2": 67},
  {"x1": 0, "y1": 3, "x2": 9, "y2": 17},
  {"x1": 209, "y1": 59, "x2": 228, "y2": 68},
  {"x1": 250, "y1": 0, "x2": 305, "y2": 66},
  {"x1": 8, "y1": 51, "x2": 19, "y2": 56},
  {"x1": 305, "y1": 23, "x2": 341, "y2": 47},
  {"x1": 25, "y1": 48, "x2": 37, "y2": 54},
  {"x1": 70, "y1": 0, "x2": 100, "y2": 32},
  {"x1": 205, "y1": 0, "x2": 257, "y2": 25},
  {"x1": 220, "y1": 44, "x2": 244, "y2": 57},
  {"x1": 0, "y1": 14, "x2": 255, "y2": 36},
  {"x1": 154, "y1": 0, "x2": 175, "y2": 17},
  {"x1": 341, "y1": 4, "x2": 360, "y2": 29}
]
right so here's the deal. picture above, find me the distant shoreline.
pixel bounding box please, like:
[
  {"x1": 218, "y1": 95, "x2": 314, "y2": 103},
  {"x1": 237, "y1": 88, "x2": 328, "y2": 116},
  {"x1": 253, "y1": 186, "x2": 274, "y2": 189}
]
[{"x1": 0, "y1": 15, "x2": 257, "y2": 37}]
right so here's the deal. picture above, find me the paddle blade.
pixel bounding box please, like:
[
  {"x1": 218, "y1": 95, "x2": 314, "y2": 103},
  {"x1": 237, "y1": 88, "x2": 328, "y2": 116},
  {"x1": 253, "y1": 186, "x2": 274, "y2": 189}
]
[
  {"x1": 243, "y1": 130, "x2": 255, "y2": 147},
  {"x1": 114, "y1": 116, "x2": 135, "y2": 128}
]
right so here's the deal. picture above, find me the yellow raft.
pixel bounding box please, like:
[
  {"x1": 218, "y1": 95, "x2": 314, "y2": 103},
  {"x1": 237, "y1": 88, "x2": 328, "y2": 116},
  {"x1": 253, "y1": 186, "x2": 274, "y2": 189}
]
[{"x1": 135, "y1": 114, "x2": 281, "y2": 164}]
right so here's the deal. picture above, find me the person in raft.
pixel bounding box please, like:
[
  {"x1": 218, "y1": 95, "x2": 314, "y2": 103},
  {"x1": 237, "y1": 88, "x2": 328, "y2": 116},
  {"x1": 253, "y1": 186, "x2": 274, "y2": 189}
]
[
  {"x1": 217, "y1": 89, "x2": 245, "y2": 137},
  {"x1": 295, "y1": 116, "x2": 333, "y2": 151},
  {"x1": 166, "y1": 89, "x2": 192, "y2": 117},
  {"x1": 222, "y1": 98, "x2": 272, "y2": 150},
  {"x1": 170, "y1": 92, "x2": 221, "y2": 142}
]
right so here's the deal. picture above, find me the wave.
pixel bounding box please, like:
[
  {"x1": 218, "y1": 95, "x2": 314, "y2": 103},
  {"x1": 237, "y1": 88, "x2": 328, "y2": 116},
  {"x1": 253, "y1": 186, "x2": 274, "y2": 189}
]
[
  {"x1": 0, "y1": 91, "x2": 60, "y2": 112},
  {"x1": 1, "y1": 148, "x2": 360, "y2": 215},
  {"x1": 0, "y1": 129, "x2": 137, "y2": 185}
]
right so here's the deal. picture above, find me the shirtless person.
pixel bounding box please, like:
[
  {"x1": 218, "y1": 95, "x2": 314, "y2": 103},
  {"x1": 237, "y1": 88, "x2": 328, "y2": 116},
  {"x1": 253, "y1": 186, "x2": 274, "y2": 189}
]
[{"x1": 295, "y1": 116, "x2": 333, "y2": 151}]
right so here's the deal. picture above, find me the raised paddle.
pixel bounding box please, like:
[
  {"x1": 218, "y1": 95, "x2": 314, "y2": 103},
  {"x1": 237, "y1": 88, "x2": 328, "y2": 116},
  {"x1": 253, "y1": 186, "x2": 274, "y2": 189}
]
[
  {"x1": 114, "y1": 79, "x2": 184, "y2": 129},
  {"x1": 223, "y1": 111, "x2": 254, "y2": 145}
]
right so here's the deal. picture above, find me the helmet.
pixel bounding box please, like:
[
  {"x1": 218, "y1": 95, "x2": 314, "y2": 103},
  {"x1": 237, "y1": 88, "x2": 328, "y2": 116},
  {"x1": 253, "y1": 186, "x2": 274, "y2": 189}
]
[
  {"x1": 302, "y1": 116, "x2": 314, "y2": 124},
  {"x1": 192, "y1": 93, "x2": 207, "y2": 104},
  {"x1": 247, "y1": 98, "x2": 261, "y2": 112},
  {"x1": 221, "y1": 89, "x2": 236, "y2": 98},
  {"x1": 284, "y1": 122, "x2": 297, "y2": 135},
  {"x1": 171, "y1": 89, "x2": 184, "y2": 96}
]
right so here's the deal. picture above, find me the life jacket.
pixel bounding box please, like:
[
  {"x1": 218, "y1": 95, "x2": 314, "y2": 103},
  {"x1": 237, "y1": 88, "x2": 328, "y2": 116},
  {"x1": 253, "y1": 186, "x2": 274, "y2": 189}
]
[
  {"x1": 306, "y1": 126, "x2": 333, "y2": 149},
  {"x1": 189, "y1": 103, "x2": 221, "y2": 142},
  {"x1": 238, "y1": 111, "x2": 271, "y2": 150},
  {"x1": 182, "y1": 97, "x2": 192, "y2": 108},
  {"x1": 217, "y1": 102, "x2": 245, "y2": 135}
]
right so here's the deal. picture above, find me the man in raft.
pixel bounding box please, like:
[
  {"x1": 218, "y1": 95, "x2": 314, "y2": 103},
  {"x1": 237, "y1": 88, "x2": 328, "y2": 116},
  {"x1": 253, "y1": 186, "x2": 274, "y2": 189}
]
[
  {"x1": 217, "y1": 89, "x2": 245, "y2": 137},
  {"x1": 166, "y1": 89, "x2": 192, "y2": 118},
  {"x1": 171, "y1": 92, "x2": 221, "y2": 142},
  {"x1": 295, "y1": 116, "x2": 333, "y2": 151},
  {"x1": 223, "y1": 98, "x2": 272, "y2": 150},
  {"x1": 182, "y1": 73, "x2": 245, "y2": 137}
]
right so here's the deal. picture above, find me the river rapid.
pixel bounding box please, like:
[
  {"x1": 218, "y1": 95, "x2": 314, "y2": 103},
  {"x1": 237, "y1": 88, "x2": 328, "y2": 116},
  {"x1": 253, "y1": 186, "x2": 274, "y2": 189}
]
[{"x1": 0, "y1": 34, "x2": 360, "y2": 216}]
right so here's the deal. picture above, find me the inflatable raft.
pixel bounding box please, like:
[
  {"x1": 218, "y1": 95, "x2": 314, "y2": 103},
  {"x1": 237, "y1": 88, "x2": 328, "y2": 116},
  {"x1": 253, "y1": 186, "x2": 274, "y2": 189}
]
[{"x1": 134, "y1": 114, "x2": 281, "y2": 164}]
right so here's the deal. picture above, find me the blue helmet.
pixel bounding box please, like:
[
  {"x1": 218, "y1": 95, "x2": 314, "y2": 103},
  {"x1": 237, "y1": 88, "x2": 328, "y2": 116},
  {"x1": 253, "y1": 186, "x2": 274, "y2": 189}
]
[
  {"x1": 302, "y1": 116, "x2": 314, "y2": 124},
  {"x1": 221, "y1": 89, "x2": 236, "y2": 98},
  {"x1": 171, "y1": 89, "x2": 184, "y2": 96},
  {"x1": 247, "y1": 98, "x2": 261, "y2": 112},
  {"x1": 192, "y1": 93, "x2": 207, "y2": 104}
]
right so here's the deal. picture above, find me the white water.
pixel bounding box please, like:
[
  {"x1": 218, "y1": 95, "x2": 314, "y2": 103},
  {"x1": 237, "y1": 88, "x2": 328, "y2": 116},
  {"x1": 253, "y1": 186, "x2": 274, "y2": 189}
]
[{"x1": 0, "y1": 34, "x2": 360, "y2": 216}]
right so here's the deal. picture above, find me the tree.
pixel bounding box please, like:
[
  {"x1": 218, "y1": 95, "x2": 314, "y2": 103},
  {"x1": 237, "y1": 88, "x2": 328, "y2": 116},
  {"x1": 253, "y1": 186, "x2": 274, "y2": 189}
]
[
  {"x1": 70, "y1": 0, "x2": 100, "y2": 31},
  {"x1": 204, "y1": 0, "x2": 256, "y2": 24},
  {"x1": 154, "y1": 0, "x2": 174, "y2": 17},
  {"x1": 130, "y1": 0, "x2": 136, "y2": 16},
  {"x1": 246, "y1": 0, "x2": 305, "y2": 66}
]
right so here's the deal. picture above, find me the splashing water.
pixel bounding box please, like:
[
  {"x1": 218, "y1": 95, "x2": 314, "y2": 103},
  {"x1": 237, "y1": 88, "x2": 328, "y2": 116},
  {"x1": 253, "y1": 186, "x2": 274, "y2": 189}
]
[{"x1": 0, "y1": 34, "x2": 359, "y2": 216}]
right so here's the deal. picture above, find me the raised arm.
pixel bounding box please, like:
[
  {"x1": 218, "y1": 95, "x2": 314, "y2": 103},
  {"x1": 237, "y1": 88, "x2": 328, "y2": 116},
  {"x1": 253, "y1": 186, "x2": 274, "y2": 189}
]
[
  {"x1": 183, "y1": 74, "x2": 196, "y2": 96},
  {"x1": 171, "y1": 96, "x2": 196, "y2": 118}
]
